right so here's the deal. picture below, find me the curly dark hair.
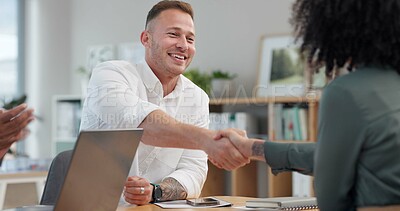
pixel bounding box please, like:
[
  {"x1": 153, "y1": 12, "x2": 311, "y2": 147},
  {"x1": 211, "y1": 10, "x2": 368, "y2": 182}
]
[{"x1": 291, "y1": 0, "x2": 400, "y2": 76}]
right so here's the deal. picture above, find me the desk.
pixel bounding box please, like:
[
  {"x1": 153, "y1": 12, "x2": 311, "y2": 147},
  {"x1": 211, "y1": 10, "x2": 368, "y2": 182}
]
[
  {"x1": 1, "y1": 197, "x2": 250, "y2": 211},
  {"x1": 117, "y1": 196, "x2": 252, "y2": 211},
  {"x1": 0, "y1": 171, "x2": 48, "y2": 209},
  {"x1": 2, "y1": 196, "x2": 320, "y2": 211}
]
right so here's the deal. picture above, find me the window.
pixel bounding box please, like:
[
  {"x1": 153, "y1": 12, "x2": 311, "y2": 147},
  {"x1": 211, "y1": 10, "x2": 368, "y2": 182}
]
[
  {"x1": 0, "y1": 0, "x2": 24, "y2": 103},
  {"x1": 0, "y1": 0, "x2": 25, "y2": 158}
]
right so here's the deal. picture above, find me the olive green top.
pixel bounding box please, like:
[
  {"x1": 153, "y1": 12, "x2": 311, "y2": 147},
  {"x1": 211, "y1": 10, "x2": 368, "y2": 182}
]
[{"x1": 264, "y1": 66, "x2": 400, "y2": 210}]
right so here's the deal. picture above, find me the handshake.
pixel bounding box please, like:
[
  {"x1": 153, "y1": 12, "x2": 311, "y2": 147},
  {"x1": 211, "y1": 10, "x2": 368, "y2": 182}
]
[{"x1": 204, "y1": 128, "x2": 266, "y2": 170}]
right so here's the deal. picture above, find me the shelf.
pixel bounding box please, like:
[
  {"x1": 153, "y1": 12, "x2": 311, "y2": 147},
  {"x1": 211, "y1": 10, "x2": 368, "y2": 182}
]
[
  {"x1": 52, "y1": 95, "x2": 82, "y2": 157},
  {"x1": 207, "y1": 95, "x2": 320, "y2": 198},
  {"x1": 201, "y1": 161, "x2": 259, "y2": 197},
  {"x1": 209, "y1": 96, "x2": 320, "y2": 105}
]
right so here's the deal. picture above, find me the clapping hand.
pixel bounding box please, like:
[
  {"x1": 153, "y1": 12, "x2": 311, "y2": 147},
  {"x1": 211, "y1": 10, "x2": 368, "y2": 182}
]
[{"x1": 0, "y1": 104, "x2": 34, "y2": 150}]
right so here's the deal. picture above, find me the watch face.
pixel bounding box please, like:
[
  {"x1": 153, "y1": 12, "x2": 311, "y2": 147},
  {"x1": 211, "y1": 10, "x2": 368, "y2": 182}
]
[{"x1": 153, "y1": 184, "x2": 162, "y2": 201}]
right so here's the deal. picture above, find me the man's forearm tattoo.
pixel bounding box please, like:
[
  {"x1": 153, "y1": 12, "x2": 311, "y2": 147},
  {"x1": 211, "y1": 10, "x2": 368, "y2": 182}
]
[
  {"x1": 160, "y1": 177, "x2": 187, "y2": 201},
  {"x1": 251, "y1": 141, "x2": 265, "y2": 158}
]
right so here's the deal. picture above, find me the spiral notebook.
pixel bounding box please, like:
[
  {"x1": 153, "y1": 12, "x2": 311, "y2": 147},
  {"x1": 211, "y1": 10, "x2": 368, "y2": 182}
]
[{"x1": 246, "y1": 197, "x2": 318, "y2": 210}]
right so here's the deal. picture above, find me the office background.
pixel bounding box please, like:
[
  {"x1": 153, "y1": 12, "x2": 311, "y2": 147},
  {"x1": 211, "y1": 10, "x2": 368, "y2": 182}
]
[{"x1": 22, "y1": 0, "x2": 294, "y2": 158}]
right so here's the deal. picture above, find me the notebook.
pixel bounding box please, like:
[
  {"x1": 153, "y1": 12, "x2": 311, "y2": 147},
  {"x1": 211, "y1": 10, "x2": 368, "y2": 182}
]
[
  {"x1": 53, "y1": 129, "x2": 143, "y2": 211},
  {"x1": 246, "y1": 197, "x2": 318, "y2": 210}
]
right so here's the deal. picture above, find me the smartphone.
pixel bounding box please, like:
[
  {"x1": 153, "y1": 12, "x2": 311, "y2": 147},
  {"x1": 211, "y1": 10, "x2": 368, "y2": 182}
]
[{"x1": 186, "y1": 197, "x2": 220, "y2": 206}]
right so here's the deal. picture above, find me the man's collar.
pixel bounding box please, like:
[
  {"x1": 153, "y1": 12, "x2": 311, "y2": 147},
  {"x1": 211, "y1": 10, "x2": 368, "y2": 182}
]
[
  {"x1": 138, "y1": 62, "x2": 185, "y2": 98},
  {"x1": 138, "y1": 62, "x2": 161, "y2": 94}
]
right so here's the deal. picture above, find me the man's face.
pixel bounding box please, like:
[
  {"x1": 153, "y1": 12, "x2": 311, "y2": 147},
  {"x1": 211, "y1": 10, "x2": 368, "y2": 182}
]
[{"x1": 142, "y1": 9, "x2": 196, "y2": 79}]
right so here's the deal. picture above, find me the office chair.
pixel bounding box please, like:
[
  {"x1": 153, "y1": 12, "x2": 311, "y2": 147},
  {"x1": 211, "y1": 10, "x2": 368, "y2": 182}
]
[{"x1": 40, "y1": 150, "x2": 72, "y2": 205}]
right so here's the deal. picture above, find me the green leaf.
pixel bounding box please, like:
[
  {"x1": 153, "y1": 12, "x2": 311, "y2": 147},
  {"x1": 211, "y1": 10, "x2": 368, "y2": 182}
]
[
  {"x1": 183, "y1": 69, "x2": 211, "y2": 95},
  {"x1": 211, "y1": 70, "x2": 236, "y2": 79},
  {"x1": 2, "y1": 95, "x2": 27, "y2": 109}
]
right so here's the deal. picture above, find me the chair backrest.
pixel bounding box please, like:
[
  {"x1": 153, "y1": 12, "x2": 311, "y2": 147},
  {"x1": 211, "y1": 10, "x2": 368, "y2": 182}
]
[{"x1": 40, "y1": 150, "x2": 72, "y2": 205}]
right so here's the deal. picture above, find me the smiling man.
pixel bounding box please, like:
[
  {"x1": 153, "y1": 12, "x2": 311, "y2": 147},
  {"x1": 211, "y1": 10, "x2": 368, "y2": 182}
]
[{"x1": 79, "y1": 0, "x2": 248, "y2": 206}]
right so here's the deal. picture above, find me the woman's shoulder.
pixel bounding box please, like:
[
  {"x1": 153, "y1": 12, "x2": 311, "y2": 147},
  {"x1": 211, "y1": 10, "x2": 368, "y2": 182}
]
[{"x1": 327, "y1": 65, "x2": 396, "y2": 90}]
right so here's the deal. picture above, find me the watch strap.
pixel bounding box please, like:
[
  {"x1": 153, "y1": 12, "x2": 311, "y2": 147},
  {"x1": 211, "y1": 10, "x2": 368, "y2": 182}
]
[{"x1": 150, "y1": 183, "x2": 161, "y2": 203}]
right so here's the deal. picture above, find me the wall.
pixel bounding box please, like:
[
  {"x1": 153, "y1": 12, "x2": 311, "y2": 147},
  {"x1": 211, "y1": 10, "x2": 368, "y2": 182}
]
[
  {"x1": 24, "y1": 0, "x2": 294, "y2": 158},
  {"x1": 69, "y1": 0, "x2": 294, "y2": 96},
  {"x1": 25, "y1": 0, "x2": 71, "y2": 158}
]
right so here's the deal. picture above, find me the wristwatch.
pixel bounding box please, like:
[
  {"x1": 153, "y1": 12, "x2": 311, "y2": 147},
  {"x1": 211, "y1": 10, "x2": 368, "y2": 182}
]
[{"x1": 150, "y1": 183, "x2": 162, "y2": 203}]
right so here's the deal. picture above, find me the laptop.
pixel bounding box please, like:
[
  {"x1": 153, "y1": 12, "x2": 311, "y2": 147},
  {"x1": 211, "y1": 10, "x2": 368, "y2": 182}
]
[
  {"x1": 5, "y1": 129, "x2": 143, "y2": 211},
  {"x1": 55, "y1": 128, "x2": 142, "y2": 211}
]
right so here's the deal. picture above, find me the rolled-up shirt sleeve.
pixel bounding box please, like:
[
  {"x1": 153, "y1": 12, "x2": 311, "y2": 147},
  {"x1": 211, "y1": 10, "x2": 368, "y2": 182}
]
[
  {"x1": 166, "y1": 149, "x2": 208, "y2": 198},
  {"x1": 264, "y1": 141, "x2": 315, "y2": 175}
]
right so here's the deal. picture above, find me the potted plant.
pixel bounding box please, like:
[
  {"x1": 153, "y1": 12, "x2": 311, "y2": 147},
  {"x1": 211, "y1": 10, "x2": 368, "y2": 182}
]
[
  {"x1": 183, "y1": 68, "x2": 212, "y2": 95},
  {"x1": 211, "y1": 70, "x2": 236, "y2": 98}
]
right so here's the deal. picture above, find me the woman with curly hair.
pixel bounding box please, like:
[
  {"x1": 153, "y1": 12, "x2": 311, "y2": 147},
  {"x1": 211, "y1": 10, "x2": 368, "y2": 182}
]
[
  {"x1": 218, "y1": 0, "x2": 400, "y2": 210},
  {"x1": 292, "y1": 0, "x2": 400, "y2": 210}
]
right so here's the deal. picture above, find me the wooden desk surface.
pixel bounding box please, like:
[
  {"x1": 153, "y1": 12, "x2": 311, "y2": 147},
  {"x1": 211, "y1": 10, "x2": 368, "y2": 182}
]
[
  {"x1": 117, "y1": 196, "x2": 252, "y2": 211},
  {"x1": 2, "y1": 196, "x2": 320, "y2": 211},
  {"x1": 1, "y1": 196, "x2": 253, "y2": 211}
]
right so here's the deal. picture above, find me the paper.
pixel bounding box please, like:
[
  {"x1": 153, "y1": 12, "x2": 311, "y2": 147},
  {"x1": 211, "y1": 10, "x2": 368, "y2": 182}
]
[
  {"x1": 155, "y1": 197, "x2": 232, "y2": 209},
  {"x1": 233, "y1": 206, "x2": 279, "y2": 210}
]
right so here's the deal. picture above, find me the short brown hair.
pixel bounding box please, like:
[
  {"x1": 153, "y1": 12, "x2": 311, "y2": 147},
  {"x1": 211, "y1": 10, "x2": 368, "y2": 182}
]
[{"x1": 145, "y1": 0, "x2": 194, "y2": 29}]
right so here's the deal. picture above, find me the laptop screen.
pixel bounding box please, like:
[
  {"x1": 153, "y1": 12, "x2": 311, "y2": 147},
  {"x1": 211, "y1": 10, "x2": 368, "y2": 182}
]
[{"x1": 54, "y1": 129, "x2": 142, "y2": 211}]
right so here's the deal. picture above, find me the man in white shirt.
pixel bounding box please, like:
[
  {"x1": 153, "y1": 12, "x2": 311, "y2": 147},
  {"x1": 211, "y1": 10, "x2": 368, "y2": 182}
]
[{"x1": 80, "y1": 0, "x2": 249, "y2": 205}]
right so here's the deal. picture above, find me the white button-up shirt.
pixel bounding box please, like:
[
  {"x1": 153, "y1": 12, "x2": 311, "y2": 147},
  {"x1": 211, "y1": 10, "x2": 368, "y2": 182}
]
[{"x1": 80, "y1": 60, "x2": 209, "y2": 198}]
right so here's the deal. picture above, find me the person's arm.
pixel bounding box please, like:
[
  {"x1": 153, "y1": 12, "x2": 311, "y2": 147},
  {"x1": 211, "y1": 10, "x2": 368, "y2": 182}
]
[
  {"x1": 127, "y1": 84, "x2": 209, "y2": 203},
  {"x1": 82, "y1": 61, "x2": 248, "y2": 170},
  {"x1": 139, "y1": 110, "x2": 247, "y2": 170},
  {"x1": 161, "y1": 148, "x2": 207, "y2": 198},
  {"x1": 264, "y1": 141, "x2": 315, "y2": 175},
  {"x1": 159, "y1": 177, "x2": 187, "y2": 201},
  {"x1": 0, "y1": 104, "x2": 34, "y2": 154}
]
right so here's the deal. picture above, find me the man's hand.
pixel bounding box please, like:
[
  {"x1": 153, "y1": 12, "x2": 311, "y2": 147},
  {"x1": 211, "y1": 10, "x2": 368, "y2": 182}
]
[
  {"x1": 0, "y1": 104, "x2": 34, "y2": 150},
  {"x1": 215, "y1": 129, "x2": 266, "y2": 162},
  {"x1": 203, "y1": 130, "x2": 250, "y2": 170},
  {"x1": 124, "y1": 176, "x2": 152, "y2": 205},
  {"x1": 214, "y1": 129, "x2": 252, "y2": 158}
]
